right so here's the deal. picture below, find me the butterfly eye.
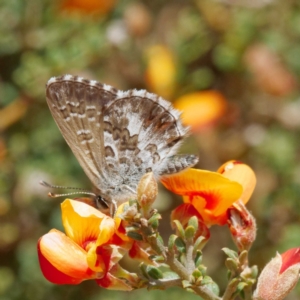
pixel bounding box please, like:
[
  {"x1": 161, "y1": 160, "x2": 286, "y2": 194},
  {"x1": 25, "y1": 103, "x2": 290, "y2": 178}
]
[{"x1": 96, "y1": 195, "x2": 109, "y2": 210}]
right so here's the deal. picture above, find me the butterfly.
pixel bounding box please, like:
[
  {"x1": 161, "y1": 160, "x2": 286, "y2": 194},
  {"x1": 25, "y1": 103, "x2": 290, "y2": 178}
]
[{"x1": 45, "y1": 75, "x2": 198, "y2": 213}]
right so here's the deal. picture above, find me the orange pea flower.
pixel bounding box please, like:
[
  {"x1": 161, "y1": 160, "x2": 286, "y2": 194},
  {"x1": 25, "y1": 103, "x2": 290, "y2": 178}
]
[
  {"x1": 161, "y1": 161, "x2": 256, "y2": 226},
  {"x1": 38, "y1": 199, "x2": 133, "y2": 288},
  {"x1": 61, "y1": 0, "x2": 117, "y2": 15},
  {"x1": 174, "y1": 91, "x2": 227, "y2": 132}
]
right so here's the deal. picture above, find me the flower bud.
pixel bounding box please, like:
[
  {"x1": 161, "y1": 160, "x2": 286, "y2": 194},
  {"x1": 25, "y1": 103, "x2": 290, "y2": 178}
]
[
  {"x1": 171, "y1": 203, "x2": 210, "y2": 241},
  {"x1": 254, "y1": 248, "x2": 300, "y2": 300},
  {"x1": 227, "y1": 201, "x2": 256, "y2": 251},
  {"x1": 137, "y1": 172, "x2": 158, "y2": 218}
]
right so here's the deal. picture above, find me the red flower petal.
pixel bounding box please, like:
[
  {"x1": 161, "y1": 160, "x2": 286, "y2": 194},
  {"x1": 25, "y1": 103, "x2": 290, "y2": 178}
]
[{"x1": 280, "y1": 247, "x2": 300, "y2": 274}]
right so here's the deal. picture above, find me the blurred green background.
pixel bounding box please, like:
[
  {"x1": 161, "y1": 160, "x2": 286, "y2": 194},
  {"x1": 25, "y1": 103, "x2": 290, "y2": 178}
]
[{"x1": 1, "y1": 0, "x2": 300, "y2": 299}]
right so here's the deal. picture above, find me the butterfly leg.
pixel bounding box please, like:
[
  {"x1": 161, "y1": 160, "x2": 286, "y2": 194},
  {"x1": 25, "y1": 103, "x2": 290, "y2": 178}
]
[{"x1": 159, "y1": 154, "x2": 199, "y2": 176}]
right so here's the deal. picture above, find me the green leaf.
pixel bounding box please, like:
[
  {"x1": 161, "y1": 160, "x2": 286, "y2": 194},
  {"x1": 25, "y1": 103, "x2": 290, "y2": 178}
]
[
  {"x1": 127, "y1": 231, "x2": 143, "y2": 241},
  {"x1": 147, "y1": 266, "x2": 164, "y2": 280},
  {"x1": 175, "y1": 237, "x2": 186, "y2": 253},
  {"x1": 168, "y1": 234, "x2": 177, "y2": 251},
  {"x1": 236, "y1": 282, "x2": 248, "y2": 293},
  {"x1": 222, "y1": 247, "x2": 238, "y2": 259},
  {"x1": 140, "y1": 263, "x2": 150, "y2": 279},
  {"x1": 194, "y1": 236, "x2": 207, "y2": 252},
  {"x1": 201, "y1": 276, "x2": 220, "y2": 296},
  {"x1": 194, "y1": 250, "x2": 202, "y2": 268},
  {"x1": 184, "y1": 225, "x2": 195, "y2": 239},
  {"x1": 148, "y1": 212, "x2": 161, "y2": 227},
  {"x1": 225, "y1": 258, "x2": 238, "y2": 272},
  {"x1": 239, "y1": 250, "x2": 248, "y2": 266},
  {"x1": 197, "y1": 264, "x2": 207, "y2": 276},
  {"x1": 250, "y1": 265, "x2": 258, "y2": 278},
  {"x1": 188, "y1": 216, "x2": 199, "y2": 232},
  {"x1": 162, "y1": 271, "x2": 180, "y2": 280},
  {"x1": 173, "y1": 220, "x2": 185, "y2": 239},
  {"x1": 192, "y1": 269, "x2": 202, "y2": 280}
]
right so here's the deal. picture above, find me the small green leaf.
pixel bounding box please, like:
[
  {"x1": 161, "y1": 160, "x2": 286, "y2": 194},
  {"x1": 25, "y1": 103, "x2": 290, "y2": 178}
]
[
  {"x1": 192, "y1": 269, "x2": 202, "y2": 279},
  {"x1": 188, "y1": 216, "x2": 199, "y2": 231},
  {"x1": 250, "y1": 265, "x2": 258, "y2": 278},
  {"x1": 193, "y1": 236, "x2": 207, "y2": 252},
  {"x1": 148, "y1": 212, "x2": 161, "y2": 225},
  {"x1": 147, "y1": 266, "x2": 164, "y2": 280},
  {"x1": 140, "y1": 263, "x2": 149, "y2": 279},
  {"x1": 162, "y1": 271, "x2": 180, "y2": 280},
  {"x1": 197, "y1": 264, "x2": 206, "y2": 276},
  {"x1": 239, "y1": 250, "x2": 248, "y2": 266},
  {"x1": 185, "y1": 225, "x2": 195, "y2": 239},
  {"x1": 175, "y1": 237, "x2": 186, "y2": 253},
  {"x1": 173, "y1": 220, "x2": 185, "y2": 238},
  {"x1": 194, "y1": 250, "x2": 202, "y2": 267},
  {"x1": 168, "y1": 234, "x2": 177, "y2": 251},
  {"x1": 225, "y1": 258, "x2": 238, "y2": 272},
  {"x1": 182, "y1": 280, "x2": 192, "y2": 289},
  {"x1": 222, "y1": 248, "x2": 238, "y2": 259},
  {"x1": 149, "y1": 218, "x2": 159, "y2": 229},
  {"x1": 201, "y1": 276, "x2": 219, "y2": 295},
  {"x1": 127, "y1": 231, "x2": 143, "y2": 241},
  {"x1": 236, "y1": 282, "x2": 248, "y2": 293}
]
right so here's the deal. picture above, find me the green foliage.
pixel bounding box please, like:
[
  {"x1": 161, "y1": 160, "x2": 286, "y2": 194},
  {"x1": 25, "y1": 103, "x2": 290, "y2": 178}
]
[{"x1": 2, "y1": 0, "x2": 300, "y2": 299}]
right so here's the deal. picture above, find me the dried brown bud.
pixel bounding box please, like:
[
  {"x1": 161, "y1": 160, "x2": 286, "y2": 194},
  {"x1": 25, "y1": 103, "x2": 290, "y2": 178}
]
[{"x1": 227, "y1": 201, "x2": 256, "y2": 251}]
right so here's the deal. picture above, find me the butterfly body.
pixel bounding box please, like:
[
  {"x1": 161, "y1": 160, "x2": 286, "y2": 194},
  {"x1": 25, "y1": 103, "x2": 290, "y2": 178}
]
[{"x1": 46, "y1": 75, "x2": 198, "y2": 211}]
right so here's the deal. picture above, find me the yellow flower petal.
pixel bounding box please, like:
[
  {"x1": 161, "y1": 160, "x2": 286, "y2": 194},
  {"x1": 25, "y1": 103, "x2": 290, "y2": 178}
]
[
  {"x1": 61, "y1": 199, "x2": 108, "y2": 248},
  {"x1": 96, "y1": 218, "x2": 116, "y2": 246},
  {"x1": 145, "y1": 45, "x2": 176, "y2": 99},
  {"x1": 86, "y1": 243, "x2": 106, "y2": 273},
  {"x1": 217, "y1": 161, "x2": 256, "y2": 204}
]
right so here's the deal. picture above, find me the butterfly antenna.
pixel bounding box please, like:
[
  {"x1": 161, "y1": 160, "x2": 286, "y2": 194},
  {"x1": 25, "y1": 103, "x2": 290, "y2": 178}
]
[
  {"x1": 40, "y1": 180, "x2": 96, "y2": 198},
  {"x1": 48, "y1": 191, "x2": 96, "y2": 198}
]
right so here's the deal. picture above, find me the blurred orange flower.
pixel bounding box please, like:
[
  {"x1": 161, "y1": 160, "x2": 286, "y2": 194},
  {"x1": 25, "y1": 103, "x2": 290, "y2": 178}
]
[
  {"x1": 38, "y1": 199, "x2": 133, "y2": 287},
  {"x1": 174, "y1": 91, "x2": 227, "y2": 132},
  {"x1": 161, "y1": 161, "x2": 256, "y2": 226},
  {"x1": 145, "y1": 45, "x2": 176, "y2": 100},
  {"x1": 61, "y1": 0, "x2": 116, "y2": 15}
]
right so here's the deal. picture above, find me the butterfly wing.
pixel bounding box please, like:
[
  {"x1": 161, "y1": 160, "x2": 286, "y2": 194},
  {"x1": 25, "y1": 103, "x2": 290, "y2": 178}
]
[
  {"x1": 102, "y1": 89, "x2": 194, "y2": 185},
  {"x1": 46, "y1": 75, "x2": 198, "y2": 205},
  {"x1": 46, "y1": 75, "x2": 118, "y2": 193}
]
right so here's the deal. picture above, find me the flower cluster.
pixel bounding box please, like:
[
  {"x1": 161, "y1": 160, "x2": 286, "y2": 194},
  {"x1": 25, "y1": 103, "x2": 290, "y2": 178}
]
[
  {"x1": 38, "y1": 200, "x2": 138, "y2": 289},
  {"x1": 37, "y1": 161, "x2": 300, "y2": 299}
]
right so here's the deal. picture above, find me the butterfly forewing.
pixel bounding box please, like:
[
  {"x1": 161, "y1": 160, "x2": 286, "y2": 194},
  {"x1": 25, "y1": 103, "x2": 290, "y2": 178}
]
[{"x1": 46, "y1": 75, "x2": 198, "y2": 206}]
